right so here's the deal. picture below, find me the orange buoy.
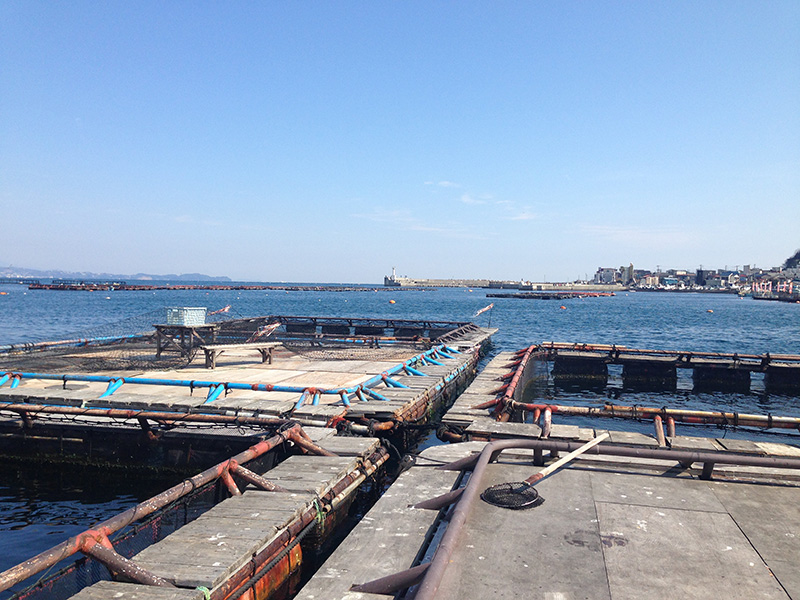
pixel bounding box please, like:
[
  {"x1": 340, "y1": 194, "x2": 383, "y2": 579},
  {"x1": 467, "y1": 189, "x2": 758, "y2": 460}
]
[
  {"x1": 559, "y1": 305, "x2": 567, "y2": 310},
  {"x1": 707, "y1": 309, "x2": 714, "y2": 313},
  {"x1": 389, "y1": 299, "x2": 396, "y2": 304}
]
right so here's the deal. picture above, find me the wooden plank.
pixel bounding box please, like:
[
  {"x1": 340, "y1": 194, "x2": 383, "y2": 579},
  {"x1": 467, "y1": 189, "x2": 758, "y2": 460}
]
[
  {"x1": 465, "y1": 420, "x2": 542, "y2": 439},
  {"x1": 318, "y1": 436, "x2": 380, "y2": 456},
  {"x1": 69, "y1": 580, "x2": 205, "y2": 599},
  {"x1": 220, "y1": 490, "x2": 316, "y2": 518},
  {"x1": 754, "y1": 442, "x2": 800, "y2": 457},
  {"x1": 265, "y1": 456, "x2": 359, "y2": 494},
  {"x1": 548, "y1": 423, "x2": 583, "y2": 439},
  {"x1": 296, "y1": 450, "x2": 467, "y2": 600},
  {"x1": 607, "y1": 431, "x2": 659, "y2": 446},
  {"x1": 0, "y1": 387, "x2": 91, "y2": 407},
  {"x1": 300, "y1": 426, "x2": 338, "y2": 443}
]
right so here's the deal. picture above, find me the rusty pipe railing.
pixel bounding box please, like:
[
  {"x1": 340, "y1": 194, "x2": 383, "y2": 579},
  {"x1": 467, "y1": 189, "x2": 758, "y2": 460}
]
[
  {"x1": 470, "y1": 345, "x2": 541, "y2": 413},
  {"x1": 537, "y1": 342, "x2": 800, "y2": 364},
  {"x1": 0, "y1": 423, "x2": 333, "y2": 593},
  {"x1": 353, "y1": 437, "x2": 800, "y2": 598},
  {"x1": 508, "y1": 401, "x2": 800, "y2": 431},
  {"x1": 0, "y1": 402, "x2": 295, "y2": 428}
]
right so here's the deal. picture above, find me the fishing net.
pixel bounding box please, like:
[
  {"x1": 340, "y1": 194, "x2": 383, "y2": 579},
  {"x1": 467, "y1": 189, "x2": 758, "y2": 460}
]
[
  {"x1": 9, "y1": 481, "x2": 220, "y2": 600},
  {"x1": 480, "y1": 482, "x2": 545, "y2": 510},
  {"x1": 0, "y1": 312, "x2": 465, "y2": 372}
]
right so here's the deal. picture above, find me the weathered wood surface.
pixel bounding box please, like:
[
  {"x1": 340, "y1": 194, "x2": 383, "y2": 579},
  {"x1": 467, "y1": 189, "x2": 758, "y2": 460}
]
[
  {"x1": 199, "y1": 341, "x2": 281, "y2": 368},
  {"x1": 296, "y1": 443, "x2": 482, "y2": 600},
  {"x1": 68, "y1": 580, "x2": 205, "y2": 599},
  {"x1": 127, "y1": 434, "x2": 380, "y2": 590},
  {"x1": 1, "y1": 327, "x2": 494, "y2": 432}
]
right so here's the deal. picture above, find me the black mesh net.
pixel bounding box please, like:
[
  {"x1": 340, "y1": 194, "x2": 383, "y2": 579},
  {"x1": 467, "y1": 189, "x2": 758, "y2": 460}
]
[
  {"x1": 0, "y1": 313, "x2": 448, "y2": 372},
  {"x1": 480, "y1": 482, "x2": 545, "y2": 510},
  {"x1": 9, "y1": 481, "x2": 220, "y2": 600}
]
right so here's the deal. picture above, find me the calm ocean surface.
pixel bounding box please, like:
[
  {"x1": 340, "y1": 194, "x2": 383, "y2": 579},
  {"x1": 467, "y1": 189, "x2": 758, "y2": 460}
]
[{"x1": 0, "y1": 283, "x2": 798, "y2": 593}]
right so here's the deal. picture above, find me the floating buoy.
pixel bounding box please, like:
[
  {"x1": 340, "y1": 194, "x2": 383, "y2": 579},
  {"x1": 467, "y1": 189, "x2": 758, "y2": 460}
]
[
  {"x1": 0, "y1": 292, "x2": 7, "y2": 295},
  {"x1": 389, "y1": 299, "x2": 396, "y2": 304},
  {"x1": 105, "y1": 296, "x2": 111, "y2": 300},
  {"x1": 560, "y1": 305, "x2": 567, "y2": 310},
  {"x1": 707, "y1": 309, "x2": 714, "y2": 313}
]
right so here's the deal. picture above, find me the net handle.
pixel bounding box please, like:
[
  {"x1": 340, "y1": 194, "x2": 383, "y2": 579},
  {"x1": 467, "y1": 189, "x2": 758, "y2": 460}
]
[{"x1": 523, "y1": 432, "x2": 610, "y2": 485}]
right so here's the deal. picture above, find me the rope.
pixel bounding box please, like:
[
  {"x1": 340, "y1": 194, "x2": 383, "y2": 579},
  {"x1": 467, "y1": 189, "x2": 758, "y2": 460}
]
[{"x1": 196, "y1": 586, "x2": 211, "y2": 600}]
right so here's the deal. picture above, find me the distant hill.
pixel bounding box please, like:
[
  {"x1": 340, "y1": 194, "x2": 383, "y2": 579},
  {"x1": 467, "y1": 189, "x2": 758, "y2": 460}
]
[{"x1": 0, "y1": 265, "x2": 232, "y2": 282}]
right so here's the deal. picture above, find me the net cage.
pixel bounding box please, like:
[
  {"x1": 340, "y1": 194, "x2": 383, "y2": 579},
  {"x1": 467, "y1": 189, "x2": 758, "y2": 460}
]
[
  {"x1": 6, "y1": 434, "x2": 287, "y2": 600},
  {"x1": 0, "y1": 313, "x2": 470, "y2": 372},
  {"x1": 8, "y1": 479, "x2": 220, "y2": 600}
]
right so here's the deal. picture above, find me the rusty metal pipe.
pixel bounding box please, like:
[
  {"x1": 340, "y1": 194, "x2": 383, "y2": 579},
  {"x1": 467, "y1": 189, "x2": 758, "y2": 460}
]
[
  {"x1": 653, "y1": 415, "x2": 666, "y2": 447},
  {"x1": 289, "y1": 432, "x2": 338, "y2": 456},
  {"x1": 230, "y1": 461, "x2": 288, "y2": 492},
  {"x1": 510, "y1": 401, "x2": 800, "y2": 431},
  {"x1": 416, "y1": 437, "x2": 800, "y2": 600},
  {"x1": 438, "y1": 438, "x2": 800, "y2": 474},
  {"x1": 81, "y1": 541, "x2": 174, "y2": 587},
  {"x1": 666, "y1": 416, "x2": 676, "y2": 437},
  {"x1": 352, "y1": 435, "x2": 800, "y2": 598},
  {"x1": 214, "y1": 445, "x2": 389, "y2": 600},
  {"x1": 0, "y1": 424, "x2": 311, "y2": 593},
  {"x1": 541, "y1": 408, "x2": 552, "y2": 438},
  {"x1": 0, "y1": 402, "x2": 294, "y2": 428}
]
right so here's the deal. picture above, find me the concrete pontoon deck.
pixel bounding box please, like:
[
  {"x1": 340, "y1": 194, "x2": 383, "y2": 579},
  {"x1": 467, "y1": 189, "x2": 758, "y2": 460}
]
[
  {"x1": 298, "y1": 345, "x2": 800, "y2": 599},
  {"x1": 298, "y1": 434, "x2": 800, "y2": 599}
]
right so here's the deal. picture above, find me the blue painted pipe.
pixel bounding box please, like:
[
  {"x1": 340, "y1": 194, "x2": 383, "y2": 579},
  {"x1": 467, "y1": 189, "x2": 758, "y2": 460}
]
[
  {"x1": 2, "y1": 344, "x2": 456, "y2": 403},
  {"x1": 383, "y1": 376, "x2": 409, "y2": 389},
  {"x1": 98, "y1": 378, "x2": 125, "y2": 399},
  {"x1": 205, "y1": 384, "x2": 226, "y2": 403},
  {"x1": 404, "y1": 366, "x2": 428, "y2": 376},
  {"x1": 364, "y1": 387, "x2": 391, "y2": 402},
  {"x1": 294, "y1": 390, "x2": 310, "y2": 410}
]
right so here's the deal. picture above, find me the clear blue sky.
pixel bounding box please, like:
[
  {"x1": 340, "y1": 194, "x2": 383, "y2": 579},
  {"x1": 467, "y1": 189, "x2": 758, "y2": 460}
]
[{"x1": 2, "y1": 2, "x2": 798, "y2": 283}]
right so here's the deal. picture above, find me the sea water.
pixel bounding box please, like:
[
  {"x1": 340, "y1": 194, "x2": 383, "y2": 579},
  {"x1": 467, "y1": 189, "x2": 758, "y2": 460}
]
[{"x1": 0, "y1": 283, "x2": 798, "y2": 591}]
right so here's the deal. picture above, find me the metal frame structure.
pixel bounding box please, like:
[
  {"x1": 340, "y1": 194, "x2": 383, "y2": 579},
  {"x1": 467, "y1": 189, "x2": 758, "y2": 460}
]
[
  {"x1": 352, "y1": 437, "x2": 800, "y2": 598},
  {"x1": 0, "y1": 344, "x2": 461, "y2": 409},
  {"x1": 466, "y1": 345, "x2": 800, "y2": 440},
  {"x1": 0, "y1": 423, "x2": 333, "y2": 594}
]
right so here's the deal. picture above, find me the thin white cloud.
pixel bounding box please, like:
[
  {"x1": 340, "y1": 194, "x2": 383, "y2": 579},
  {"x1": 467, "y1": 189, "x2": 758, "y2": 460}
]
[
  {"x1": 424, "y1": 180, "x2": 461, "y2": 188},
  {"x1": 459, "y1": 194, "x2": 487, "y2": 205},
  {"x1": 509, "y1": 211, "x2": 537, "y2": 221}
]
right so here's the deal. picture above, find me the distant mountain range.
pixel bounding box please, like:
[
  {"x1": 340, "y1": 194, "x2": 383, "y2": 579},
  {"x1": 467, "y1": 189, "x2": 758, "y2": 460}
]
[{"x1": 0, "y1": 264, "x2": 232, "y2": 282}]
